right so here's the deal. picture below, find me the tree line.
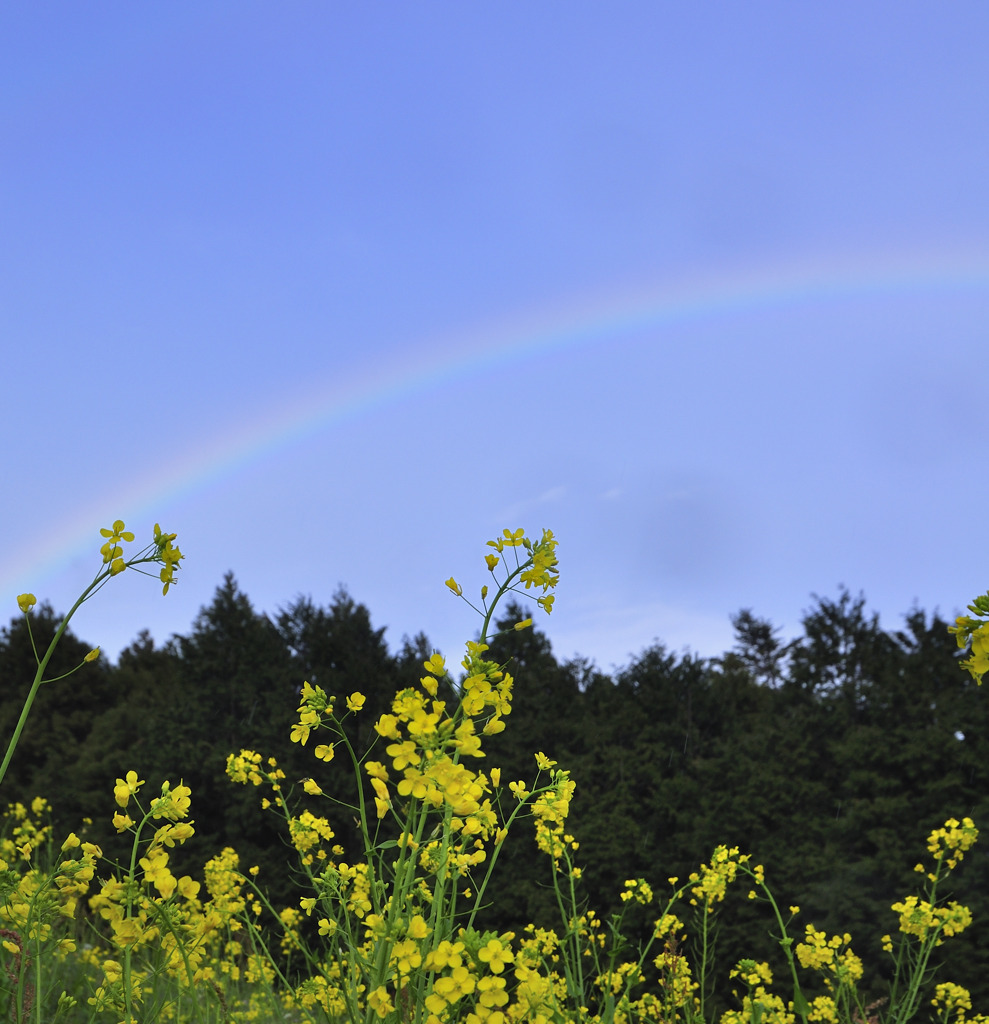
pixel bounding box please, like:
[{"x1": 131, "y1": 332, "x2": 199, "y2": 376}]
[{"x1": 2, "y1": 575, "x2": 988, "y2": 1009}]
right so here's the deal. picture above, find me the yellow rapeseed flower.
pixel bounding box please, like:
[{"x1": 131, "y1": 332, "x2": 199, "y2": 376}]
[
  {"x1": 477, "y1": 937, "x2": 514, "y2": 973},
  {"x1": 100, "y1": 520, "x2": 135, "y2": 544},
  {"x1": 113, "y1": 770, "x2": 145, "y2": 808},
  {"x1": 368, "y1": 985, "x2": 394, "y2": 1018},
  {"x1": 932, "y1": 982, "x2": 973, "y2": 1017},
  {"x1": 423, "y1": 652, "x2": 446, "y2": 676}
]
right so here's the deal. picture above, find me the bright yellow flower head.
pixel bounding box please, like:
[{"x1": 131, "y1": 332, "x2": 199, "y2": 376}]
[
  {"x1": 927, "y1": 817, "x2": 979, "y2": 869},
  {"x1": 113, "y1": 770, "x2": 145, "y2": 808},
  {"x1": 478, "y1": 937, "x2": 515, "y2": 973},
  {"x1": 423, "y1": 652, "x2": 445, "y2": 675},
  {"x1": 16, "y1": 593, "x2": 36, "y2": 613},
  {"x1": 153, "y1": 780, "x2": 192, "y2": 821},
  {"x1": 374, "y1": 714, "x2": 401, "y2": 739},
  {"x1": 932, "y1": 982, "x2": 973, "y2": 1017},
  {"x1": 100, "y1": 520, "x2": 134, "y2": 543}
]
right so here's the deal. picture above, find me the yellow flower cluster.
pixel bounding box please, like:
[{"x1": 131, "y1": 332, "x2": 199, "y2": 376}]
[
  {"x1": 891, "y1": 894, "x2": 972, "y2": 944},
  {"x1": 652, "y1": 932, "x2": 698, "y2": 1016},
  {"x1": 688, "y1": 845, "x2": 750, "y2": 911},
  {"x1": 948, "y1": 591, "x2": 989, "y2": 684},
  {"x1": 933, "y1": 983, "x2": 975, "y2": 1021},
  {"x1": 530, "y1": 767, "x2": 577, "y2": 861},
  {"x1": 808, "y1": 995, "x2": 840, "y2": 1023},
  {"x1": 721, "y1": 996, "x2": 794, "y2": 1024},
  {"x1": 929, "y1": 983, "x2": 989, "y2": 1024},
  {"x1": 927, "y1": 816, "x2": 978, "y2": 870},
  {"x1": 225, "y1": 749, "x2": 286, "y2": 796},
  {"x1": 152, "y1": 523, "x2": 185, "y2": 594},
  {"x1": 93, "y1": 520, "x2": 185, "y2": 593},
  {"x1": 81, "y1": 777, "x2": 284, "y2": 1017},
  {"x1": 288, "y1": 810, "x2": 336, "y2": 856},
  {"x1": 92, "y1": 774, "x2": 199, "y2": 951},
  {"x1": 795, "y1": 924, "x2": 863, "y2": 988},
  {"x1": 730, "y1": 958, "x2": 774, "y2": 988},
  {"x1": 0, "y1": 798, "x2": 99, "y2": 953},
  {"x1": 620, "y1": 877, "x2": 654, "y2": 905},
  {"x1": 447, "y1": 528, "x2": 560, "y2": 619}
]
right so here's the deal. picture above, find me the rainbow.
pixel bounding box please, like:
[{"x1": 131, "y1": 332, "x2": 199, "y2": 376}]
[{"x1": 5, "y1": 249, "x2": 989, "y2": 594}]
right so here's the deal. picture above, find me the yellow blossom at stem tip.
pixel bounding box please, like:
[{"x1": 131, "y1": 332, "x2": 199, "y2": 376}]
[
  {"x1": 16, "y1": 593, "x2": 36, "y2": 612},
  {"x1": 113, "y1": 770, "x2": 145, "y2": 808},
  {"x1": 100, "y1": 519, "x2": 135, "y2": 544}
]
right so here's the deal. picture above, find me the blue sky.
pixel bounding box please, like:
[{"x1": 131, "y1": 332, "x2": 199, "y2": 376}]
[{"x1": 2, "y1": 3, "x2": 988, "y2": 672}]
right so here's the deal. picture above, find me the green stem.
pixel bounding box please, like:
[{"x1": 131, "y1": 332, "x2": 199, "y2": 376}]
[
  {"x1": 751, "y1": 875, "x2": 809, "y2": 1024},
  {"x1": 477, "y1": 556, "x2": 531, "y2": 646},
  {"x1": 1, "y1": 542, "x2": 169, "y2": 793},
  {"x1": 0, "y1": 575, "x2": 105, "y2": 791},
  {"x1": 462, "y1": 792, "x2": 539, "y2": 933}
]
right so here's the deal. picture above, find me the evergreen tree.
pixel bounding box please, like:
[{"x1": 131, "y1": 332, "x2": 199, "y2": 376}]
[{"x1": 729, "y1": 608, "x2": 794, "y2": 687}]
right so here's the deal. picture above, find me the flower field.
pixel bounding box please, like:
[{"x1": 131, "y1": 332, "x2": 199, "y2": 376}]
[{"x1": 2, "y1": 522, "x2": 988, "y2": 1023}]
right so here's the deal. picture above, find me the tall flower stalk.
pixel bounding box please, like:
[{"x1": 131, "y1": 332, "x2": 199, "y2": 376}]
[{"x1": 0, "y1": 521, "x2": 183, "y2": 792}]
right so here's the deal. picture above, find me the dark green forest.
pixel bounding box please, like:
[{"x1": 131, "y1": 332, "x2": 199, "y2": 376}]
[{"x1": 3, "y1": 577, "x2": 989, "y2": 1010}]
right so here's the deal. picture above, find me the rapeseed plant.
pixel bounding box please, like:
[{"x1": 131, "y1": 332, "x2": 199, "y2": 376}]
[
  {"x1": 1, "y1": 520, "x2": 183, "y2": 793},
  {"x1": 948, "y1": 591, "x2": 989, "y2": 685}
]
